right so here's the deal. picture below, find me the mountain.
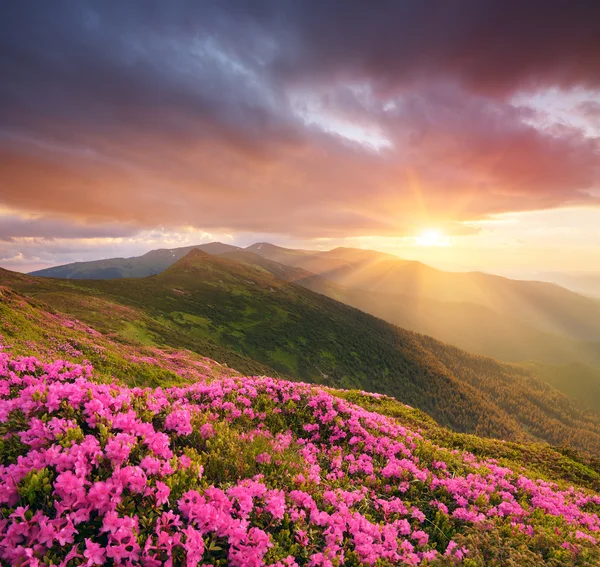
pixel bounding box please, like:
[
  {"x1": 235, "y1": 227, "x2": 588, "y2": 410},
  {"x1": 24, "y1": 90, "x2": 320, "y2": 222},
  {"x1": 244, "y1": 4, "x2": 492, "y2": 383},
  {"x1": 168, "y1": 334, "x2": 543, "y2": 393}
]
[
  {"x1": 220, "y1": 250, "x2": 319, "y2": 284},
  {"x1": 3, "y1": 333, "x2": 600, "y2": 566},
  {"x1": 245, "y1": 242, "x2": 386, "y2": 275},
  {"x1": 31, "y1": 241, "x2": 600, "y2": 344},
  {"x1": 531, "y1": 271, "x2": 600, "y2": 298},
  {"x1": 216, "y1": 249, "x2": 600, "y2": 366},
  {"x1": 4, "y1": 253, "x2": 600, "y2": 455},
  {"x1": 31, "y1": 242, "x2": 600, "y2": 359},
  {"x1": 29, "y1": 242, "x2": 241, "y2": 279},
  {"x1": 248, "y1": 245, "x2": 600, "y2": 344}
]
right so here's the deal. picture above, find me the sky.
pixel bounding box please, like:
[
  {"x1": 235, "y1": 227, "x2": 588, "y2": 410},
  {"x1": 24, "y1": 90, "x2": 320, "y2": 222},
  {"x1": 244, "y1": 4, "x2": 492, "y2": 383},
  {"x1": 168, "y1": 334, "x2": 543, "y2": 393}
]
[{"x1": 1, "y1": 1, "x2": 600, "y2": 277}]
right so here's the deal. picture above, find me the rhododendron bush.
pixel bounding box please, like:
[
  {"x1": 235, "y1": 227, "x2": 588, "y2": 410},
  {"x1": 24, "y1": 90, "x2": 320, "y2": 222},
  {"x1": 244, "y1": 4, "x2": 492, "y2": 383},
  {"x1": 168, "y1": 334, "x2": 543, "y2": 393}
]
[{"x1": 1, "y1": 349, "x2": 600, "y2": 566}]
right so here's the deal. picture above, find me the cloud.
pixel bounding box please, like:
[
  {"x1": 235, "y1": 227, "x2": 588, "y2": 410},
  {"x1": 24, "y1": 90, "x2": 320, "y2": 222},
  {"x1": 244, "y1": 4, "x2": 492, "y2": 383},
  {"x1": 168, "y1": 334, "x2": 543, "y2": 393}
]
[
  {"x1": 0, "y1": 1, "x2": 599, "y2": 241},
  {"x1": 579, "y1": 101, "x2": 600, "y2": 124},
  {"x1": 258, "y1": 1, "x2": 600, "y2": 95},
  {"x1": 0, "y1": 212, "x2": 139, "y2": 241}
]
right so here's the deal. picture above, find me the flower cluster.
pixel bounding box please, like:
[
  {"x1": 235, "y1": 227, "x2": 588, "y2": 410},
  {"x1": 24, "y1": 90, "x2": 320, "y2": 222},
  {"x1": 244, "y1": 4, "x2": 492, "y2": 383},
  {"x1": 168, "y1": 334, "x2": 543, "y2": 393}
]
[{"x1": 1, "y1": 349, "x2": 599, "y2": 566}]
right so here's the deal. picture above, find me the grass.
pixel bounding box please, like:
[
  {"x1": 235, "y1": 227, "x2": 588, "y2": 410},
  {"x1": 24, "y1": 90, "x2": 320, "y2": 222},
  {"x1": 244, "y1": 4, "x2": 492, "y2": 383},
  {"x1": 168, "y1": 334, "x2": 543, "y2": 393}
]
[
  {"x1": 3, "y1": 253, "x2": 600, "y2": 457},
  {"x1": 1, "y1": 282, "x2": 600, "y2": 503}
]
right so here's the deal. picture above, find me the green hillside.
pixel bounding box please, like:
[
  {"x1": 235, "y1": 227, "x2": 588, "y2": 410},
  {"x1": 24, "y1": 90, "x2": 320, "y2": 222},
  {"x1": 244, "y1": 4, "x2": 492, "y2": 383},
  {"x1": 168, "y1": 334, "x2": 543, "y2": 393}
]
[
  {"x1": 0, "y1": 284, "x2": 264, "y2": 386},
  {"x1": 3, "y1": 269, "x2": 600, "y2": 565},
  {"x1": 524, "y1": 361, "x2": 600, "y2": 414},
  {"x1": 248, "y1": 244, "x2": 600, "y2": 343},
  {"x1": 221, "y1": 250, "x2": 600, "y2": 366},
  {"x1": 3, "y1": 253, "x2": 600, "y2": 455},
  {"x1": 29, "y1": 242, "x2": 600, "y2": 366}
]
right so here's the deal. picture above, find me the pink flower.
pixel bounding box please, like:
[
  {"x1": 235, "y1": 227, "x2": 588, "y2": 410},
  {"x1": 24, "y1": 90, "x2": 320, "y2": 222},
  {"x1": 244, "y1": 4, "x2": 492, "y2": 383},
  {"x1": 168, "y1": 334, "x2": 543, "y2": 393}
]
[
  {"x1": 182, "y1": 526, "x2": 205, "y2": 566},
  {"x1": 83, "y1": 539, "x2": 106, "y2": 565},
  {"x1": 105, "y1": 433, "x2": 136, "y2": 466},
  {"x1": 155, "y1": 482, "x2": 171, "y2": 506},
  {"x1": 264, "y1": 490, "x2": 286, "y2": 520},
  {"x1": 165, "y1": 409, "x2": 193, "y2": 436},
  {"x1": 1, "y1": 347, "x2": 599, "y2": 567},
  {"x1": 199, "y1": 423, "x2": 215, "y2": 439}
]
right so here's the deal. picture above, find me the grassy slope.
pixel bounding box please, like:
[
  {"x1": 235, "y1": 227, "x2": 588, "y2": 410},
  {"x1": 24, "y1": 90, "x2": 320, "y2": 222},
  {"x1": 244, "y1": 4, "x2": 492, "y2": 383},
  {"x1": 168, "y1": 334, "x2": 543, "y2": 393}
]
[
  {"x1": 3, "y1": 254, "x2": 600, "y2": 455},
  {"x1": 224, "y1": 253, "x2": 600, "y2": 421},
  {"x1": 1, "y1": 288, "x2": 599, "y2": 497},
  {"x1": 0, "y1": 281, "x2": 275, "y2": 383},
  {"x1": 222, "y1": 250, "x2": 600, "y2": 366}
]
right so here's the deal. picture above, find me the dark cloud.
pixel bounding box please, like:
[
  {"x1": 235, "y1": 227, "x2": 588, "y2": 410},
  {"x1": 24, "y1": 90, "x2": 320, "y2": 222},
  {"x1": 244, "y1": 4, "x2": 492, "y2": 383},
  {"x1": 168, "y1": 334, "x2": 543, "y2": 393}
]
[
  {"x1": 257, "y1": 0, "x2": 600, "y2": 95},
  {"x1": 0, "y1": 1, "x2": 599, "y2": 239}
]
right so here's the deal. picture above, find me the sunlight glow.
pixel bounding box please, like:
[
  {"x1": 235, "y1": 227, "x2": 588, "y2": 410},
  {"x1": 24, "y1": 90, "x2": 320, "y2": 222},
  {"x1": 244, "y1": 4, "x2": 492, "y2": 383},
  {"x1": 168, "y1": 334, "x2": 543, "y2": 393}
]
[{"x1": 415, "y1": 229, "x2": 451, "y2": 247}]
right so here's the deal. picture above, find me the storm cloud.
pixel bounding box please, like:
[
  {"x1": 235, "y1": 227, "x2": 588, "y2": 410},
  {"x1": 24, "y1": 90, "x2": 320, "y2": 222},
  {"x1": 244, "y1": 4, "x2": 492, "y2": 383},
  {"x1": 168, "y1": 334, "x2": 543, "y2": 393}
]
[{"x1": 0, "y1": 0, "x2": 599, "y2": 243}]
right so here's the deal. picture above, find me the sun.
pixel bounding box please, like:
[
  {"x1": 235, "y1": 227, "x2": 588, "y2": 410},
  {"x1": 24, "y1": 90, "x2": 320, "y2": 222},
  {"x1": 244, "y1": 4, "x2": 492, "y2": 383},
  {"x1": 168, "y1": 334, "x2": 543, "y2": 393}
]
[{"x1": 415, "y1": 229, "x2": 451, "y2": 247}]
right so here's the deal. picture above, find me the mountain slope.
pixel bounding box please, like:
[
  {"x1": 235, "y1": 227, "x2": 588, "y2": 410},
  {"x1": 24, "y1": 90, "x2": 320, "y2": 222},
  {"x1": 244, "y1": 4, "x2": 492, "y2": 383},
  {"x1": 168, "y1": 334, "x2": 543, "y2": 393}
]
[
  {"x1": 532, "y1": 271, "x2": 600, "y2": 298},
  {"x1": 28, "y1": 242, "x2": 600, "y2": 363},
  {"x1": 249, "y1": 245, "x2": 600, "y2": 343},
  {"x1": 524, "y1": 361, "x2": 600, "y2": 414},
  {"x1": 0, "y1": 270, "x2": 276, "y2": 380},
  {"x1": 3, "y1": 281, "x2": 600, "y2": 486},
  {"x1": 219, "y1": 250, "x2": 600, "y2": 366},
  {"x1": 3, "y1": 344, "x2": 600, "y2": 566},
  {"x1": 4, "y1": 254, "x2": 600, "y2": 455}
]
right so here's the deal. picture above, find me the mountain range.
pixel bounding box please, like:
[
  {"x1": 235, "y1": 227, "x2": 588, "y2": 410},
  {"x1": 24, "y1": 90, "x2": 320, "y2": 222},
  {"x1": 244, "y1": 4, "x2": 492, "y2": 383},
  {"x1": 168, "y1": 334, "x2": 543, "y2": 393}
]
[
  {"x1": 30, "y1": 242, "x2": 600, "y2": 366},
  {"x1": 4, "y1": 248, "x2": 600, "y2": 455}
]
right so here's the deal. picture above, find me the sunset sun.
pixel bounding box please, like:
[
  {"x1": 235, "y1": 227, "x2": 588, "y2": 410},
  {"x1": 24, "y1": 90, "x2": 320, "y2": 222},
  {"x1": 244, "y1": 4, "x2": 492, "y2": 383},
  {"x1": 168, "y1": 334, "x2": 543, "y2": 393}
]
[{"x1": 415, "y1": 229, "x2": 451, "y2": 247}]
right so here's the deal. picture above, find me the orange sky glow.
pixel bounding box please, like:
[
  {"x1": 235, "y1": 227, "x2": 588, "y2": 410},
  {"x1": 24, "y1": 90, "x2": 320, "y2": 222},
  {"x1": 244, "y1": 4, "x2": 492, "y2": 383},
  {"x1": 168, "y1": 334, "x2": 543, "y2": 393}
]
[{"x1": 1, "y1": 2, "x2": 599, "y2": 279}]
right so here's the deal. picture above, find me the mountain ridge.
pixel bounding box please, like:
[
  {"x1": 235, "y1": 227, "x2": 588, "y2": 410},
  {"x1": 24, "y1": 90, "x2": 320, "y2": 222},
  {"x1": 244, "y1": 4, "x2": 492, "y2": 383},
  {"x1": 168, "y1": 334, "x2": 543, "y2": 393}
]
[
  {"x1": 22, "y1": 241, "x2": 600, "y2": 365},
  {"x1": 4, "y1": 251, "x2": 600, "y2": 455},
  {"x1": 29, "y1": 242, "x2": 241, "y2": 279},
  {"x1": 223, "y1": 249, "x2": 600, "y2": 366}
]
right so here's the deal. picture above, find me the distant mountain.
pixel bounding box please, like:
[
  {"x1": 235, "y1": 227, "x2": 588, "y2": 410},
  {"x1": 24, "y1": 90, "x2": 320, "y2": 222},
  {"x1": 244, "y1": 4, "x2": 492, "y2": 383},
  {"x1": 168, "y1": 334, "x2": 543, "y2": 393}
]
[
  {"x1": 248, "y1": 245, "x2": 600, "y2": 344},
  {"x1": 530, "y1": 271, "x2": 600, "y2": 299},
  {"x1": 26, "y1": 241, "x2": 600, "y2": 365},
  {"x1": 29, "y1": 242, "x2": 241, "y2": 279},
  {"x1": 245, "y1": 242, "x2": 393, "y2": 275},
  {"x1": 5, "y1": 252, "x2": 600, "y2": 454},
  {"x1": 223, "y1": 250, "x2": 600, "y2": 366}
]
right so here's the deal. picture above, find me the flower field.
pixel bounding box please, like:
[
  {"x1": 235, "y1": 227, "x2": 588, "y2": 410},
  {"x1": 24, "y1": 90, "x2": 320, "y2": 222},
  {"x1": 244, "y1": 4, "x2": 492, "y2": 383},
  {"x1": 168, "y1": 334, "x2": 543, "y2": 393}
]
[{"x1": 1, "y1": 346, "x2": 600, "y2": 566}]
